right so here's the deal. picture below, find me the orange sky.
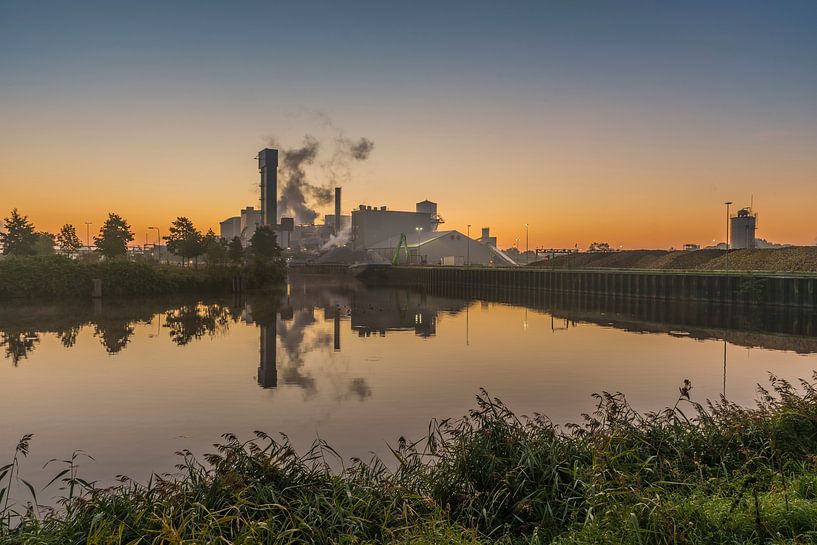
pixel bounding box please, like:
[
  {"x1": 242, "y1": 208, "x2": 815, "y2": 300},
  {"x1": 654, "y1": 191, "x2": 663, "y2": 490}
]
[{"x1": 2, "y1": 115, "x2": 815, "y2": 250}]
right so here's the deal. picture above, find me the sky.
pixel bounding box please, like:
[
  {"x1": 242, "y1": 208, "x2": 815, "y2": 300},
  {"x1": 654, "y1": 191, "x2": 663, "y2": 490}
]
[{"x1": 1, "y1": 0, "x2": 816, "y2": 249}]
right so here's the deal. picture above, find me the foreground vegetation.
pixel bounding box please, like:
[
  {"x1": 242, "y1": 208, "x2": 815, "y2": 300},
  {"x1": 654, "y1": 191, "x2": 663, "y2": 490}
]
[{"x1": 4, "y1": 376, "x2": 817, "y2": 544}]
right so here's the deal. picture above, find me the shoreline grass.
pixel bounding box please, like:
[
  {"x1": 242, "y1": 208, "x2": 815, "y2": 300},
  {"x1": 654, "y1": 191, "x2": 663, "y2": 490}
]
[{"x1": 4, "y1": 375, "x2": 817, "y2": 544}]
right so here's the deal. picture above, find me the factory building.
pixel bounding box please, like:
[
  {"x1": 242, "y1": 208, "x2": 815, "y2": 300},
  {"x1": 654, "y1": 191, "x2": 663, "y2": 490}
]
[
  {"x1": 730, "y1": 207, "x2": 757, "y2": 249},
  {"x1": 352, "y1": 200, "x2": 441, "y2": 250},
  {"x1": 367, "y1": 230, "x2": 514, "y2": 266}
]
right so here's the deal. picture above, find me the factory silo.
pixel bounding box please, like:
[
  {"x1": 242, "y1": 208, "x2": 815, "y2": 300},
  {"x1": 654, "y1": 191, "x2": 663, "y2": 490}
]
[
  {"x1": 416, "y1": 200, "x2": 442, "y2": 231},
  {"x1": 730, "y1": 207, "x2": 757, "y2": 249}
]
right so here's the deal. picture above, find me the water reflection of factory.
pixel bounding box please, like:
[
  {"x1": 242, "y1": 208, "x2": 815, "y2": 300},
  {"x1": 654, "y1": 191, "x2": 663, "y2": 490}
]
[
  {"x1": 249, "y1": 283, "x2": 469, "y2": 389},
  {"x1": 350, "y1": 289, "x2": 467, "y2": 338}
]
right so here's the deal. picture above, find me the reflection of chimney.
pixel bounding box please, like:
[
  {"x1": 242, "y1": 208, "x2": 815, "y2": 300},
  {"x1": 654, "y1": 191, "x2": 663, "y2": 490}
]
[
  {"x1": 334, "y1": 308, "x2": 341, "y2": 351},
  {"x1": 258, "y1": 148, "x2": 278, "y2": 226},
  {"x1": 334, "y1": 187, "x2": 342, "y2": 235},
  {"x1": 257, "y1": 322, "x2": 277, "y2": 388}
]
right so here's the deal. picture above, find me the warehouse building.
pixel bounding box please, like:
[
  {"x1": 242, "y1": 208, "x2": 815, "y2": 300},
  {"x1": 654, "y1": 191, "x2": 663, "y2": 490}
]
[{"x1": 367, "y1": 230, "x2": 515, "y2": 266}]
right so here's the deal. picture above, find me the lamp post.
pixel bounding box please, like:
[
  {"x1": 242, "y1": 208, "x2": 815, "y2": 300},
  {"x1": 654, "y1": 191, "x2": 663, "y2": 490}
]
[
  {"x1": 467, "y1": 224, "x2": 471, "y2": 266},
  {"x1": 84, "y1": 221, "x2": 92, "y2": 250}
]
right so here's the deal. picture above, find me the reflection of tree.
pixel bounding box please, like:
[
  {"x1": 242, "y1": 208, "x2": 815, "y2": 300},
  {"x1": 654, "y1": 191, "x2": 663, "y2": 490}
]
[
  {"x1": 56, "y1": 326, "x2": 80, "y2": 348},
  {"x1": 0, "y1": 330, "x2": 40, "y2": 366},
  {"x1": 164, "y1": 304, "x2": 231, "y2": 346},
  {"x1": 94, "y1": 322, "x2": 135, "y2": 354}
]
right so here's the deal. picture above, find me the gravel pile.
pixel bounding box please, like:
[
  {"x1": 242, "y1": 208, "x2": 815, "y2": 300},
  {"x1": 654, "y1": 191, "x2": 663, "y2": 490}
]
[
  {"x1": 529, "y1": 247, "x2": 817, "y2": 272},
  {"x1": 699, "y1": 247, "x2": 817, "y2": 272}
]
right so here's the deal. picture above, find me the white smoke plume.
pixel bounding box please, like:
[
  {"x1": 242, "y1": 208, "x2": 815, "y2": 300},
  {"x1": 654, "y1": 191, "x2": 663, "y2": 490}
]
[{"x1": 320, "y1": 225, "x2": 351, "y2": 251}]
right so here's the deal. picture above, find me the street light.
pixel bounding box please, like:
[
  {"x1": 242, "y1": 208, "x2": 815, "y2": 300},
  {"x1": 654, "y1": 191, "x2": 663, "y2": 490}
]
[
  {"x1": 148, "y1": 226, "x2": 160, "y2": 245},
  {"x1": 466, "y1": 224, "x2": 471, "y2": 266}
]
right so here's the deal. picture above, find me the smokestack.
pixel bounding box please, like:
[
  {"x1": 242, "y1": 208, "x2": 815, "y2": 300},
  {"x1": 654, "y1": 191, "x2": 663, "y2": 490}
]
[
  {"x1": 334, "y1": 187, "x2": 342, "y2": 235},
  {"x1": 258, "y1": 148, "x2": 278, "y2": 226}
]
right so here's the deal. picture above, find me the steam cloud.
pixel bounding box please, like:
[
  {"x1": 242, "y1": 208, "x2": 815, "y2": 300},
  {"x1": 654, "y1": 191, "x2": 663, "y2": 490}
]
[{"x1": 273, "y1": 131, "x2": 374, "y2": 225}]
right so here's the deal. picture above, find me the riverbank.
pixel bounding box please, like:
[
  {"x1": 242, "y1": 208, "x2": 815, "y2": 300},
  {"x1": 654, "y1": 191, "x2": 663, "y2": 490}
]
[
  {"x1": 0, "y1": 255, "x2": 285, "y2": 299},
  {"x1": 4, "y1": 376, "x2": 817, "y2": 544}
]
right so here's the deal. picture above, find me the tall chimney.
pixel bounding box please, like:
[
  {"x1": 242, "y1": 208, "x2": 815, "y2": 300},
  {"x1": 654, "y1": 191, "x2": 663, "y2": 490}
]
[
  {"x1": 258, "y1": 148, "x2": 278, "y2": 226},
  {"x1": 334, "y1": 187, "x2": 342, "y2": 235}
]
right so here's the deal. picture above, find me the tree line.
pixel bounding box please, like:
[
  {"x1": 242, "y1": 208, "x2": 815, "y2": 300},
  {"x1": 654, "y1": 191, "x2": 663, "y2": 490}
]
[{"x1": 0, "y1": 208, "x2": 280, "y2": 267}]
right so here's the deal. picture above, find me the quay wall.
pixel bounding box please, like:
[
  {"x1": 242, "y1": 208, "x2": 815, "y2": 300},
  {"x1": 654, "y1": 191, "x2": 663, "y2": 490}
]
[{"x1": 360, "y1": 266, "x2": 817, "y2": 309}]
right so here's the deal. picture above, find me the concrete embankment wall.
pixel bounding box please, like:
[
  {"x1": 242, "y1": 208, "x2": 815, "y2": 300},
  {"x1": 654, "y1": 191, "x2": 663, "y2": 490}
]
[{"x1": 376, "y1": 267, "x2": 817, "y2": 309}]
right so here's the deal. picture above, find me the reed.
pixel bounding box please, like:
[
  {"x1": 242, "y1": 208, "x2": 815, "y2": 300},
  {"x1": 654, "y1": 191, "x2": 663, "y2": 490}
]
[{"x1": 4, "y1": 374, "x2": 817, "y2": 544}]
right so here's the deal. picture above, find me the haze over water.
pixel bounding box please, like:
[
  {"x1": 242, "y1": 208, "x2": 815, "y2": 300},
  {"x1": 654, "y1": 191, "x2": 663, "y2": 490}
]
[{"x1": 2, "y1": 275, "x2": 816, "y2": 501}]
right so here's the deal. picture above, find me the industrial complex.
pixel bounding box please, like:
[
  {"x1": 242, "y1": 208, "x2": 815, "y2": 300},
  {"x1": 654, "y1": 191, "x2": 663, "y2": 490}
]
[
  {"x1": 217, "y1": 148, "x2": 775, "y2": 268},
  {"x1": 219, "y1": 148, "x2": 510, "y2": 266}
]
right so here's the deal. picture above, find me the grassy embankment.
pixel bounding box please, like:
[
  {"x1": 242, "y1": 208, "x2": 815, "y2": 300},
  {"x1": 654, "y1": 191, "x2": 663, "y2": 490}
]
[
  {"x1": 0, "y1": 255, "x2": 285, "y2": 299},
  {"x1": 4, "y1": 376, "x2": 817, "y2": 544}
]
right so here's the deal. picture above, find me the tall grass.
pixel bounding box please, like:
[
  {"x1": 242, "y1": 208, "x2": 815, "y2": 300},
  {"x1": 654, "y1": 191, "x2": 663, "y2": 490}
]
[{"x1": 4, "y1": 375, "x2": 817, "y2": 544}]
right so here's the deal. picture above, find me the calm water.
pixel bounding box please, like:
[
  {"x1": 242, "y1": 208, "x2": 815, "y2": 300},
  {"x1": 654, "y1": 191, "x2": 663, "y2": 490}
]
[{"x1": 2, "y1": 274, "x2": 817, "y2": 500}]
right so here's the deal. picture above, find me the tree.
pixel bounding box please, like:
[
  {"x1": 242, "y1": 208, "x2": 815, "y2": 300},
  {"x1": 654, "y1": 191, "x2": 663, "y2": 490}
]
[
  {"x1": 95, "y1": 213, "x2": 134, "y2": 258},
  {"x1": 0, "y1": 208, "x2": 37, "y2": 256},
  {"x1": 227, "y1": 236, "x2": 244, "y2": 264},
  {"x1": 202, "y1": 229, "x2": 227, "y2": 268},
  {"x1": 32, "y1": 232, "x2": 55, "y2": 256},
  {"x1": 249, "y1": 226, "x2": 282, "y2": 262},
  {"x1": 56, "y1": 224, "x2": 83, "y2": 255},
  {"x1": 588, "y1": 242, "x2": 611, "y2": 252},
  {"x1": 164, "y1": 217, "x2": 204, "y2": 266}
]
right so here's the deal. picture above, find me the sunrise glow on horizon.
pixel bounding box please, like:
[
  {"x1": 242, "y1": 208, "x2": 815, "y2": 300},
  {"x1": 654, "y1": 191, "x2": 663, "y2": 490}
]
[{"x1": 2, "y1": 1, "x2": 816, "y2": 249}]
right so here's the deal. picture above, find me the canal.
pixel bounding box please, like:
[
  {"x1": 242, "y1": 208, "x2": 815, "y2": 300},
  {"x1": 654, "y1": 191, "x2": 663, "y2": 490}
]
[{"x1": 2, "y1": 273, "x2": 816, "y2": 503}]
